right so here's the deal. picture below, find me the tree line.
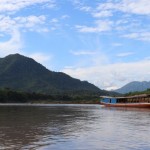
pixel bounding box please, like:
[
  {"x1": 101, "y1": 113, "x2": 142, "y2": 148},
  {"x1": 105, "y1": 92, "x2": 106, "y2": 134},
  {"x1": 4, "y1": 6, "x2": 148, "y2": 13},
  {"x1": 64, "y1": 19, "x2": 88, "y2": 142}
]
[{"x1": 0, "y1": 88, "x2": 100, "y2": 104}]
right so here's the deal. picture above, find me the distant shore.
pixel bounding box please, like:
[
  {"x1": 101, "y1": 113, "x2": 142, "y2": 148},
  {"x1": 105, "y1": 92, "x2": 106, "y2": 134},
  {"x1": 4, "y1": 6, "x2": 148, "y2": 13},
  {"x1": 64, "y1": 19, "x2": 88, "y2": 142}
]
[{"x1": 0, "y1": 102, "x2": 99, "y2": 106}]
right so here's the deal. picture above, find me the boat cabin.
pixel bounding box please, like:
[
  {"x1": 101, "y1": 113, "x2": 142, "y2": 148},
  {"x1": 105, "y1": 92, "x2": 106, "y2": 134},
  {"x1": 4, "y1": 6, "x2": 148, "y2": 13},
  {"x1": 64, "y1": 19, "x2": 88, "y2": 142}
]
[
  {"x1": 100, "y1": 96, "x2": 118, "y2": 104},
  {"x1": 100, "y1": 96, "x2": 126, "y2": 104},
  {"x1": 100, "y1": 94, "x2": 150, "y2": 104}
]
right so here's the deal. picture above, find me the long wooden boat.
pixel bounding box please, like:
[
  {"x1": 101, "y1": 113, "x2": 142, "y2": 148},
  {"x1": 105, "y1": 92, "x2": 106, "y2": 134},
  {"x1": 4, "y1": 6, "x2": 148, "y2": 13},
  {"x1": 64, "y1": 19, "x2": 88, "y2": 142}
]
[{"x1": 100, "y1": 94, "x2": 150, "y2": 108}]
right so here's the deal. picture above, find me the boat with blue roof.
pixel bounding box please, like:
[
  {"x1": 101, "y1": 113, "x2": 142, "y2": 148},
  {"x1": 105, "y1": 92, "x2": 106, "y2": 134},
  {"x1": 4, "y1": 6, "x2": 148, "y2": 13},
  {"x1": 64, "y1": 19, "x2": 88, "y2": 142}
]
[{"x1": 100, "y1": 94, "x2": 150, "y2": 108}]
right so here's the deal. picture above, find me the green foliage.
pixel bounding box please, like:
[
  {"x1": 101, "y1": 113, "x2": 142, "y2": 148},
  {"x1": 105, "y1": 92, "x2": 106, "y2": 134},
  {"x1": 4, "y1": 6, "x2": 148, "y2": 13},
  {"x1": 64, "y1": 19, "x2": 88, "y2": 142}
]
[
  {"x1": 0, "y1": 88, "x2": 100, "y2": 103},
  {"x1": 125, "y1": 88, "x2": 150, "y2": 96}
]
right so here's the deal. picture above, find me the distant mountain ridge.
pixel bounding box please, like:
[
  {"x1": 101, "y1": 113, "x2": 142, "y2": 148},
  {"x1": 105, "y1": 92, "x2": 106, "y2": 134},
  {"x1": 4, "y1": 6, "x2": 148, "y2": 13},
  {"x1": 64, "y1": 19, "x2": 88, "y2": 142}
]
[
  {"x1": 0, "y1": 54, "x2": 111, "y2": 96},
  {"x1": 114, "y1": 81, "x2": 150, "y2": 94}
]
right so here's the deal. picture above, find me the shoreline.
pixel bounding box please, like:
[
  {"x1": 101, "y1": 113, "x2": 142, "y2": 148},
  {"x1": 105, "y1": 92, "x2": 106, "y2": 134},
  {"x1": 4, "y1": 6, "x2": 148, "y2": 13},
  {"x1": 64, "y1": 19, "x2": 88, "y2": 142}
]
[{"x1": 0, "y1": 103, "x2": 99, "y2": 106}]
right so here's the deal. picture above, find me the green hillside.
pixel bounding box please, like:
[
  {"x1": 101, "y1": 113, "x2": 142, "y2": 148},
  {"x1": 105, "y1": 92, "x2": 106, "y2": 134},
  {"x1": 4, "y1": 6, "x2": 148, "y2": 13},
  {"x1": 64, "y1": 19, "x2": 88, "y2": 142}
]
[{"x1": 0, "y1": 54, "x2": 109, "y2": 97}]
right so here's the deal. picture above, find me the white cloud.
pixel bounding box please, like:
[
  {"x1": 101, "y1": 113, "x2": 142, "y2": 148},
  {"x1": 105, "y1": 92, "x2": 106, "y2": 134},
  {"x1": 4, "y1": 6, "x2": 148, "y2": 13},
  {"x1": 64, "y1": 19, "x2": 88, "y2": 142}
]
[
  {"x1": 112, "y1": 43, "x2": 122, "y2": 47},
  {"x1": 80, "y1": 6, "x2": 91, "y2": 12},
  {"x1": 42, "y1": 1, "x2": 56, "y2": 9},
  {"x1": 72, "y1": 0, "x2": 150, "y2": 43},
  {"x1": 97, "y1": 0, "x2": 150, "y2": 16},
  {"x1": 50, "y1": 18, "x2": 59, "y2": 23},
  {"x1": 70, "y1": 0, "x2": 150, "y2": 90},
  {"x1": 15, "y1": 15, "x2": 47, "y2": 32},
  {"x1": 0, "y1": 29, "x2": 22, "y2": 57},
  {"x1": 76, "y1": 20, "x2": 113, "y2": 33},
  {"x1": 92, "y1": 10, "x2": 113, "y2": 18},
  {"x1": 68, "y1": 50, "x2": 109, "y2": 69},
  {"x1": 71, "y1": 0, "x2": 92, "y2": 12},
  {"x1": 70, "y1": 50, "x2": 97, "y2": 56},
  {"x1": 28, "y1": 52, "x2": 54, "y2": 70},
  {"x1": 0, "y1": 15, "x2": 48, "y2": 33},
  {"x1": 29, "y1": 53, "x2": 52, "y2": 64},
  {"x1": 87, "y1": 0, "x2": 150, "y2": 42},
  {"x1": 0, "y1": 15, "x2": 49, "y2": 57},
  {"x1": 0, "y1": 0, "x2": 55, "y2": 13},
  {"x1": 118, "y1": 0, "x2": 150, "y2": 15},
  {"x1": 61, "y1": 15, "x2": 70, "y2": 19},
  {"x1": 0, "y1": 16, "x2": 16, "y2": 32},
  {"x1": 0, "y1": 0, "x2": 54, "y2": 58},
  {"x1": 62, "y1": 59, "x2": 150, "y2": 90},
  {"x1": 76, "y1": 25, "x2": 97, "y2": 33},
  {"x1": 116, "y1": 52, "x2": 134, "y2": 57},
  {"x1": 123, "y1": 32, "x2": 150, "y2": 41},
  {"x1": 25, "y1": 15, "x2": 46, "y2": 26}
]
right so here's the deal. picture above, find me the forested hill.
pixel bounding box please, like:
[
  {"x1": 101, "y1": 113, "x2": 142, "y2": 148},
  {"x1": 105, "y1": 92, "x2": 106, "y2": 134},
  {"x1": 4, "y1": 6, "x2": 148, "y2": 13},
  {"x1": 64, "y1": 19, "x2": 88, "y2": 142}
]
[{"x1": 0, "y1": 54, "x2": 111, "y2": 96}]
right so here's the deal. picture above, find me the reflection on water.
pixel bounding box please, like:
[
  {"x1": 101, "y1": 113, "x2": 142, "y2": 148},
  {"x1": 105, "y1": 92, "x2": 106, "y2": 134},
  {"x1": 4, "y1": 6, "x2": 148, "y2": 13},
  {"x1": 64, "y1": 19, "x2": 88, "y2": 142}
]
[{"x1": 0, "y1": 104, "x2": 150, "y2": 150}]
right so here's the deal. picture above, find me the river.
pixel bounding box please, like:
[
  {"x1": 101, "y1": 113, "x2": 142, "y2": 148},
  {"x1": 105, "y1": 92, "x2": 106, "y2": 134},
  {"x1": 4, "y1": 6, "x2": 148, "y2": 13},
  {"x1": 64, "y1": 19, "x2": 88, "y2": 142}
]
[{"x1": 0, "y1": 104, "x2": 150, "y2": 150}]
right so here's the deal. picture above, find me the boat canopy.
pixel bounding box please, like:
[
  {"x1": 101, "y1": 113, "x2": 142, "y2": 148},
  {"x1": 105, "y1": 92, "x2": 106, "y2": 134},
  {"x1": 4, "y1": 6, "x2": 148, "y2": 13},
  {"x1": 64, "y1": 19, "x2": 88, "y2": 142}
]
[
  {"x1": 100, "y1": 94, "x2": 150, "y2": 104},
  {"x1": 100, "y1": 94, "x2": 150, "y2": 99}
]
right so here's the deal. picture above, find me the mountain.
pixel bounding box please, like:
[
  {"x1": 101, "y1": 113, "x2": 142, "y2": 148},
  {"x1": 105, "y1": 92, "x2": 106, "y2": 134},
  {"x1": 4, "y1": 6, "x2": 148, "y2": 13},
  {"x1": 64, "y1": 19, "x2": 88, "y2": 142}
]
[
  {"x1": 114, "y1": 81, "x2": 150, "y2": 94},
  {"x1": 0, "y1": 54, "x2": 110, "y2": 96}
]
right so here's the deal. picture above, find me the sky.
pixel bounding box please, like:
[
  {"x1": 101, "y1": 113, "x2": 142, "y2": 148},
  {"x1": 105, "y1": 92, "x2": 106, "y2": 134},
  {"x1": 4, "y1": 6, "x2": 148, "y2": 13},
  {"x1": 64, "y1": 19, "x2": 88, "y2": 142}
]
[{"x1": 0, "y1": 0, "x2": 150, "y2": 90}]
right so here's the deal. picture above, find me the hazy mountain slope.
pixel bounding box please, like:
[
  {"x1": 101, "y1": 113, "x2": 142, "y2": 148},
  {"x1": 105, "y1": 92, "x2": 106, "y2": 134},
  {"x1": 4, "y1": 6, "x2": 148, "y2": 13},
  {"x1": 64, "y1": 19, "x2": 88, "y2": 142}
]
[{"x1": 114, "y1": 81, "x2": 150, "y2": 94}]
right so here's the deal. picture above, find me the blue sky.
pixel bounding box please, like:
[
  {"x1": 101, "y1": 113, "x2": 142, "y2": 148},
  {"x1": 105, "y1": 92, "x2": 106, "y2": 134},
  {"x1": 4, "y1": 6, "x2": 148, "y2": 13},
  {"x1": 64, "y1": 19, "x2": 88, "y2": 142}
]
[{"x1": 0, "y1": 0, "x2": 150, "y2": 90}]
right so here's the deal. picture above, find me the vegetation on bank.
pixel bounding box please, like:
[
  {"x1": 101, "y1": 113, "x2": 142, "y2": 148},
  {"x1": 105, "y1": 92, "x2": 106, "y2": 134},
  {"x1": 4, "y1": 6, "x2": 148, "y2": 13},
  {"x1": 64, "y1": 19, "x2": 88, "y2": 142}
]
[
  {"x1": 0, "y1": 88, "x2": 100, "y2": 104},
  {"x1": 125, "y1": 88, "x2": 150, "y2": 96}
]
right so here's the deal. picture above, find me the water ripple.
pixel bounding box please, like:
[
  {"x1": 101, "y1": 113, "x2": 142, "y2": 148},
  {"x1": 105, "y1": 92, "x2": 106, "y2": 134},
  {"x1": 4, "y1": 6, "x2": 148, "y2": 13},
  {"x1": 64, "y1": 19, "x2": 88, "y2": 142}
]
[{"x1": 0, "y1": 104, "x2": 150, "y2": 150}]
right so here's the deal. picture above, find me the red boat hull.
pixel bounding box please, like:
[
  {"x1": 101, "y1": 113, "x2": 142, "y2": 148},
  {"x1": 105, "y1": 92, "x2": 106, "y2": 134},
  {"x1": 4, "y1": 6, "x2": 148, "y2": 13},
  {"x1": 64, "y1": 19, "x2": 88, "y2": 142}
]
[{"x1": 100, "y1": 102, "x2": 150, "y2": 108}]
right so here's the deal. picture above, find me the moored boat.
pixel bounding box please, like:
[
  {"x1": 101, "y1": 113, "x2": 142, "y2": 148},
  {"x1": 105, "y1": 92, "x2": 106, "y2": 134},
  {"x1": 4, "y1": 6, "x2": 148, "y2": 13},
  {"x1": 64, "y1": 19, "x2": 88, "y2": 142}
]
[{"x1": 100, "y1": 94, "x2": 150, "y2": 108}]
